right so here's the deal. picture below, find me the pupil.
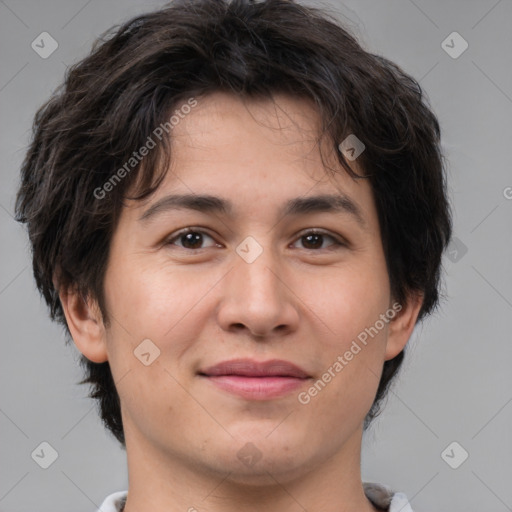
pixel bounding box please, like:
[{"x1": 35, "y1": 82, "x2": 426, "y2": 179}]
[
  {"x1": 183, "y1": 232, "x2": 202, "y2": 249},
  {"x1": 304, "y1": 234, "x2": 322, "y2": 249}
]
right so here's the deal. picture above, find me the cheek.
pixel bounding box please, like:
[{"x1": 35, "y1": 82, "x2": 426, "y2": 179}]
[
  {"x1": 102, "y1": 263, "x2": 216, "y2": 439},
  {"x1": 296, "y1": 257, "x2": 391, "y2": 410},
  {"x1": 103, "y1": 260, "x2": 220, "y2": 368},
  {"x1": 116, "y1": 357, "x2": 210, "y2": 447},
  {"x1": 305, "y1": 260, "x2": 390, "y2": 347},
  {"x1": 104, "y1": 258, "x2": 187, "y2": 332}
]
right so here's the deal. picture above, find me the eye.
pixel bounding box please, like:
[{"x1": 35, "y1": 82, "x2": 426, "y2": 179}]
[
  {"x1": 165, "y1": 228, "x2": 220, "y2": 250},
  {"x1": 165, "y1": 227, "x2": 346, "y2": 252},
  {"x1": 292, "y1": 229, "x2": 345, "y2": 251}
]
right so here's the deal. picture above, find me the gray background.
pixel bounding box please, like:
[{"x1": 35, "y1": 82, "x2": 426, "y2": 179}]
[{"x1": 1, "y1": 0, "x2": 511, "y2": 511}]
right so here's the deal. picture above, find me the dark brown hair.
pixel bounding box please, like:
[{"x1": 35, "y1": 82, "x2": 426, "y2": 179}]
[{"x1": 15, "y1": 0, "x2": 452, "y2": 446}]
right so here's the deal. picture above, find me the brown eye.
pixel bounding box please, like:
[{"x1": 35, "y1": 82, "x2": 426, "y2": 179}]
[
  {"x1": 293, "y1": 230, "x2": 345, "y2": 250},
  {"x1": 166, "y1": 229, "x2": 219, "y2": 250}
]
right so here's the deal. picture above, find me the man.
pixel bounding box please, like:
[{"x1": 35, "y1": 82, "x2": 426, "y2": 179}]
[{"x1": 15, "y1": 0, "x2": 452, "y2": 510}]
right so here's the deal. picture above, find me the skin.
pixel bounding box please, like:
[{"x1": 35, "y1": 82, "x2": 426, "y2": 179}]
[{"x1": 60, "y1": 92, "x2": 423, "y2": 512}]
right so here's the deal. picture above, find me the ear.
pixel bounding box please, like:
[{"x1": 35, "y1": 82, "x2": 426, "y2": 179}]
[
  {"x1": 384, "y1": 292, "x2": 424, "y2": 361},
  {"x1": 59, "y1": 284, "x2": 109, "y2": 363}
]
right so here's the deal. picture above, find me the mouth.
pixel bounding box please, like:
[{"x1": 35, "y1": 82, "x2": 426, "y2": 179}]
[{"x1": 198, "y1": 358, "x2": 312, "y2": 400}]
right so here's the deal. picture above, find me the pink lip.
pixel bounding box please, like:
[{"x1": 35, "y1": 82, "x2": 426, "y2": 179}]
[
  {"x1": 198, "y1": 358, "x2": 311, "y2": 400},
  {"x1": 203, "y1": 375, "x2": 308, "y2": 400}
]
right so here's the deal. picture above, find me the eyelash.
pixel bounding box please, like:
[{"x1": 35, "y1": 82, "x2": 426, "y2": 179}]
[{"x1": 165, "y1": 227, "x2": 346, "y2": 252}]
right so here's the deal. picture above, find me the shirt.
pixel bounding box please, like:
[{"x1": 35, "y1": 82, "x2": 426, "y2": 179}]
[{"x1": 97, "y1": 482, "x2": 414, "y2": 511}]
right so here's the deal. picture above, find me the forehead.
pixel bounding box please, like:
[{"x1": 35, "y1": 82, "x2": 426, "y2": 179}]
[
  {"x1": 175, "y1": 92, "x2": 321, "y2": 146},
  {"x1": 124, "y1": 92, "x2": 378, "y2": 232}
]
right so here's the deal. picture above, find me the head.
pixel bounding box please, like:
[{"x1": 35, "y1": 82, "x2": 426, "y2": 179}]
[{"x1": 16, "y1": 0, "x2": 451, "y2": 465}]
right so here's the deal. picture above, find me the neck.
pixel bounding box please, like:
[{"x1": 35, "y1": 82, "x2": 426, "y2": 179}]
[{"x1": 121, "y1": 424, "x2": 380, "y2": 512}]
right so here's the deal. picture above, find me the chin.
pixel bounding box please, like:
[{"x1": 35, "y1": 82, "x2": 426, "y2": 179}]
[
  {"x1": 203, "y1": 436, "x2": 312, "y2": 483},
  {"x1": 218, "y1": 455, "x2": 311, "y2": 487}
]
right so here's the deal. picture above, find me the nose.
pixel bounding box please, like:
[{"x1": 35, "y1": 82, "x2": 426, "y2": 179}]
[{"x1": 216, "y1": 242, "x2": 300, "y2": 339}]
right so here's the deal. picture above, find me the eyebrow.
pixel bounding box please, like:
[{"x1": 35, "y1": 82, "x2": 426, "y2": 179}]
[{"x1": 138, "y1": 192, "x2": 367, "y2": 228}]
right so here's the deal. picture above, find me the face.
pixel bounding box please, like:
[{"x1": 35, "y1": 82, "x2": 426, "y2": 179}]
[{"x1": 68, "y1": 92, "x2": 418, "y2": 485}]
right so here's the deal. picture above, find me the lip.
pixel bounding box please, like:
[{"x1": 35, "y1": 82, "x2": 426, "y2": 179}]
[
  {"x1": 198, "y1": 358, "x2": 311, "y2": 400},
  {"x1": 199, "y1": 358, "x2": 311, "y2": 378}
]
